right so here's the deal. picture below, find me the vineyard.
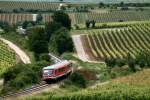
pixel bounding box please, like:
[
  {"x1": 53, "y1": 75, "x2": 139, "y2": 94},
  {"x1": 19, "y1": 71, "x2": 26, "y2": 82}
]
[
  {"x1": 73, "y1": 11, "x2": 150, "y2": 24},
  {"x1": 0, "y1": 40, "x2": 16, "y2": 76},
  {"x1": 0, "y1": 10, "x2": 150, "y2": 25},
  {"x1": 79, "y1": 22, "x2": 150, "y2": 61},
  {"x1": 0, "y1": 13, "x2": 33, "y2": 24},
  {"x1": 0, "y1": 1, "x2": 59, "y2": 10}
]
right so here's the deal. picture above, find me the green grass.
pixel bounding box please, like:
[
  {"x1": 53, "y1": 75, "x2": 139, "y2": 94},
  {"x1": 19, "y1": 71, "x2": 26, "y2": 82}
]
[{"x1": 24, "y1": 68, "x2": 150, "y2": 100}]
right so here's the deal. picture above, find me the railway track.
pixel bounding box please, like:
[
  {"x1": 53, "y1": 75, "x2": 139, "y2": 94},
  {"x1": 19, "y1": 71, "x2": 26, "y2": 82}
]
[
  {"x1": 2, "y1": 82, "x2": 49, "y2": 98},
  {"x1": 2, "y1": 79, "x2": 66, "y2": 99}
]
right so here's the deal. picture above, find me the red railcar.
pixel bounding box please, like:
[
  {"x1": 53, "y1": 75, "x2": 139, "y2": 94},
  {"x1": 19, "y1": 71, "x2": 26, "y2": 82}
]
[{"x1": 42, "y1": 60, "x2": 72, "y2": 81}]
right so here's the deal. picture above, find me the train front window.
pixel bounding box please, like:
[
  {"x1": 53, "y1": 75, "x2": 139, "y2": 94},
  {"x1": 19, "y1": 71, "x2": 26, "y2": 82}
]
[{"x1": 43, "y1": 70, "x2": 53, "y2": 75}]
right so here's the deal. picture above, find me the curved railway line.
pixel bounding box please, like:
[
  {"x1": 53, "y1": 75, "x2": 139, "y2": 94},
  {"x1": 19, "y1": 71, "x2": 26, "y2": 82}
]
[{"x1": 2, "y1": 79, "x2": 66, "y2": 99}]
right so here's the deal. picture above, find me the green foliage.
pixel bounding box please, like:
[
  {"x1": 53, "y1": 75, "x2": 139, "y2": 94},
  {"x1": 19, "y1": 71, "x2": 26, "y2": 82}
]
[
  {"x1": 52, "y1": 11, "x2": 71, "y2": 30},
  {"x1": 85, "y1": 20, "x2": 90, "y2": 28},
  {"x1": 49, "y1": 27, "x2": 73, "y2": 54},
  {"x1": 105, "y1": 58, "x2": 116, "y2": 68},
  {"x1": 69, "y1": 72, "x2": 87, "y2": 88},
  {"x1": 126, "y1": 53, "x2": 136, "y2": 72},
  {"x1": 136, "y1": 50, "x2": 150, "y2": 68},
  {"x1": 39, "y1": 53, "x2": 51, "y2": 62},
  {"x1": 116, "y1": 59, "x2": 126, "y2": 67},
  {"x1": 27, "y1": 27, "x2": 48, "y2": 60},
  {"x1": 26, "y1": 84, "x2": 150, "y2": 100},
  {"x1": 36, "y1": 14, "x2": 43, "y2": 23},
  {"x1": 45, "y1": 21, "x2": 62, "y2": 41},
  {"x1": 2, "y1": 61, "x2": 50, "y2": 93},
  {"x1": 22, "y1": 21, "x2": 35, "y2": 29}
]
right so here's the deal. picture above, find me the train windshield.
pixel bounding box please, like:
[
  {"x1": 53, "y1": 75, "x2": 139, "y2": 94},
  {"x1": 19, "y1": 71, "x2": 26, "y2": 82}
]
[{"x1": 43, "y1": 70, "x2": 53, "y2": 75}]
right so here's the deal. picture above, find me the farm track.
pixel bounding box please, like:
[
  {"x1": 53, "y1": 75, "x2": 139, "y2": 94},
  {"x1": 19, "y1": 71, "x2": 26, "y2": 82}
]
[{"x1": 72, "y1": 35, "x2": 90, "y2": 62}]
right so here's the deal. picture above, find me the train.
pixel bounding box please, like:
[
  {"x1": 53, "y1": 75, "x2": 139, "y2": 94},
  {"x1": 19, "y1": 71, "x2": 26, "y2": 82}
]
[{"x1": 42, "y1": 60, "x2": 72, "y2": 81}]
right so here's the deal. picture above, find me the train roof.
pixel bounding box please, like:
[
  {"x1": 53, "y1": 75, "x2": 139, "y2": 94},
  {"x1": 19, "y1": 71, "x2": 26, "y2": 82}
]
[{"x1": 43, "y1": 60, "x2": 70, "y2": 70}]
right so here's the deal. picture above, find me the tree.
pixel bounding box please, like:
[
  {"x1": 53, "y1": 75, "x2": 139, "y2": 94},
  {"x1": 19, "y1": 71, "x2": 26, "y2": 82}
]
[
  {"x1": 49, "y1": 27, "x2": 73, "y2": 54},
  {"x1": 126, "y1": 53, "x2": 136, "y2": 72},
  {"x1": 99, "y1": 2, "x2": 104, "y2": 8},
  {"x1": 27, "y1": 27, "x2": 48, "y2": 60},
  {"x1": 22, "y1": 21, "x2": 28, "y2": 29},
  {"x1": 45, "y1": 21, "x2": 62, "y2": 41},
  {"x1": 120, "y1": 1, "x2": 124, "y2": 7},
  {"x1": 52, "y1": 11, "x2": 71, "y2": 30},
  {"x1": 36, "y1": 14, "x2": 43, "y2": 23},
  {"x1": 85, "y1": 20, "x2": 90, "y2": 28},
  {"x1": 91, "y1": 20, "x2": 96, "y2": 28},
  {"x1": 39, "y1": 53, "x2": 51, "y2": 62}
]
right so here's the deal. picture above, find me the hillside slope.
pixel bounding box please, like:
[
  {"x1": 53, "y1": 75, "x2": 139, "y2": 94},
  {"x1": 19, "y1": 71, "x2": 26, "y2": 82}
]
[
  {"x1": 24, "y1": 69, "x2": 150, "y2": 100},
  {"x1": 73, "y1": 23, "x2": 150, "y2": 61}
]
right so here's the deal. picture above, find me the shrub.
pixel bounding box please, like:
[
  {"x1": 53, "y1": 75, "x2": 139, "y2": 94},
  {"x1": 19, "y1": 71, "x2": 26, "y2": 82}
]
[
  {"x1": 116, "y1": 59, "x2": 126, "y2": 67},
  {"x1": 69, "y1": 72, "x2": 87, "y2": 88},
  {"x1": 2, "y1": 61, "x2": 50, "y2": 93},
  {"x1": 39, "y1": 53, "x2": 51, "y2": 62},
  {"x1": 105, "y1": 58, "x2": 116, "y2": 68}
]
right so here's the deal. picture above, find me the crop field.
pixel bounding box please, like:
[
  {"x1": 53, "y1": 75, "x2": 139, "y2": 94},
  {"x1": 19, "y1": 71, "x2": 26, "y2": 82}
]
[
  {"x1": 0, "y1": 1, "x2": 59, "y2": 10},
  {"x1": 0, "y1": 13, "x2": 33, "y2": 24},
  {"x1": 0, "y1": 10, "x2": 150, "y2": 25},
  {"x1": 79, "y1": 23, "x2": 150, "y2": 61},
  {"x1": 0, "y1": 0, "x2": 150, "y2": 3},
  {"x1": 0, "y1": 40, "x2": 16, "y2": 76},
  {"x1": 73, "y1": 11, "x2": 150, "y2": 24}
]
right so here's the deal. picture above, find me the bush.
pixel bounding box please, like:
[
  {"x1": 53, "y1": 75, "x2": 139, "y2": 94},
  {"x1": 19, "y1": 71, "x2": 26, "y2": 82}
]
[
  {"x1": 2, "y1": 61, "x2": 50, "y2": 93},
  {"x1": 116, "y1": 59, "x2": 126, "y2": 67},
  {"x1": 49, "y1": 27, "x2": 73, "y2": 54},
  {"x1": 69, "y1": 72, "x2": 87, "y2": 88},
  {"x1": 105, "y1": 58, "x2": 116, "y2": 68},
  {"x1": 39, "y1": 53, "x2": 51, "y2": 62}
]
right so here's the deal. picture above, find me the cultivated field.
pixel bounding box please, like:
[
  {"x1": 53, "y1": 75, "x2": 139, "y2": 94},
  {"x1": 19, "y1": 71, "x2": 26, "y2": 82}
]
[
  {"x1": 0, "y1": 40, "x2": 16, "y2": 76},
  {"x1": 0, "y1": 10, "x2": 150, "y2": 25},
  {"x1": 0, "y1": 1, "x2": 59, "y2": 10},
  {"x1": 76, "y1": 22, "x2": 150, "y2": 61},
  {"x1": 0, "y1": 13, "x2": 33, "y2": 24},
  {"x1": 73, "y1": 11, "x2": 150, "y2": 24}
]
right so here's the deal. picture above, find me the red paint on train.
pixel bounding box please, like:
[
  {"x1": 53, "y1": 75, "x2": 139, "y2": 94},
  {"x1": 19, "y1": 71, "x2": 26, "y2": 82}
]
[{"x1": 42, "y1": 60, "x2": 72, "y2": 81}]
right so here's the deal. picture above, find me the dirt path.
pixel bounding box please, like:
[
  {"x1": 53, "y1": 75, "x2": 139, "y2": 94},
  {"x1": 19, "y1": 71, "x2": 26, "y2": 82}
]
[
  {"x1": 72, "y1": 35, "x2": 90, "y2": 62},
  {"x1": 0, "y1": 38, "x2": 31, "y2": 64}
]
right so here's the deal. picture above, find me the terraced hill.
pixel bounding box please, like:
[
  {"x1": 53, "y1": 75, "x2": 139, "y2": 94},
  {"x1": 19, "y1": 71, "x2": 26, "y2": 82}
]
[
  {"x1": 0, "y1": 40, "x2": 16, "y2": 76},
  {"x1": 75, "y1": 22, "x2": 150, "y2": 61}
]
